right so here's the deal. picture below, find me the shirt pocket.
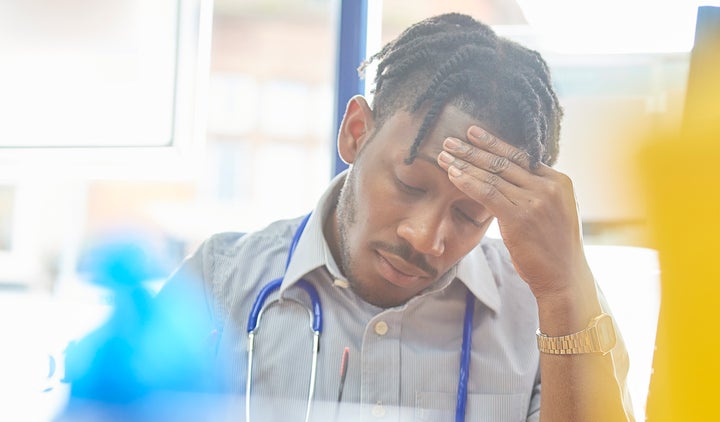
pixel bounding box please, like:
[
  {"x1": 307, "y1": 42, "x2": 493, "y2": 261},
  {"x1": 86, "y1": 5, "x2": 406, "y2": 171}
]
[{"x1": 415, "y1": 391, "x2": 528, "y2": 422}]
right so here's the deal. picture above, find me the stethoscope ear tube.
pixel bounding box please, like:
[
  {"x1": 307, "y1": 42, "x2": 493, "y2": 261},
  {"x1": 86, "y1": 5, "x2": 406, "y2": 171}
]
[
  {"x1": 245, "y1": 291, "x2": 323, "y2": 422},
  {"x1": 245, "y1": 295, "x2": 321, "y2": 422},
  {"x1": 244, "y1": 214, "x2": 323, "y2": 422},
  {"x1": 246, "y1": 278, "x2": 285, "y2": 422}
]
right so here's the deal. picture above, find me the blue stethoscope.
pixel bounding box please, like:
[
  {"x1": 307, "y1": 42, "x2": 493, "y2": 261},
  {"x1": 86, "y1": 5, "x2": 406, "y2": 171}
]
[{"x1": 245, "y1": 213, "x2": 475, "y2": 422}]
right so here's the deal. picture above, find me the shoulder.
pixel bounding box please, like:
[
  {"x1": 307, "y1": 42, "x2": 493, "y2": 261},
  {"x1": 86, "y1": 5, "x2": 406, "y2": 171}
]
[
  {"x1": 188, "y1": 215, "x2": 307, "y2": 295},
  {"x1": 190, "y1": 216, "x2": 307, "y2": 320},
  {"x1": 200, "y1": 217, "x2": 302, "y2": 262}
]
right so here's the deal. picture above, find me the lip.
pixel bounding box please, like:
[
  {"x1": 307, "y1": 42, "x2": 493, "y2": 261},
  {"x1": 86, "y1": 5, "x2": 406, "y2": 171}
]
[{"x1": 375, "y1": 250, "x2": 429, "y2": 288}]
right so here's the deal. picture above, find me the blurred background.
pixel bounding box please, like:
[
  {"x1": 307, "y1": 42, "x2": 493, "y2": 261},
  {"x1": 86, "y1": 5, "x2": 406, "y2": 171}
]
[{"x1": 1, "y1": 0, "x2": 716, "y2": 420}]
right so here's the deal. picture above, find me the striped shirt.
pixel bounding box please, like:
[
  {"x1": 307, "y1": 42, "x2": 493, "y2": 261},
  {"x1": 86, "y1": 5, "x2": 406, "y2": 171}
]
[{"x1": 162, "y1": 172, "x2": 631, "y2": 421}]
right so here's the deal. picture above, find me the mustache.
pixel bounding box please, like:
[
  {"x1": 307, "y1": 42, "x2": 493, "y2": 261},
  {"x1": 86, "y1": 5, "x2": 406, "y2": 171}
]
[{"x1": 370, "y1": 241, "x2": 439, "y2": 278}]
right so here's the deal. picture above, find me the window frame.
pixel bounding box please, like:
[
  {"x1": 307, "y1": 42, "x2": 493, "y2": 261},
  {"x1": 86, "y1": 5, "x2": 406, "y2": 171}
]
[{"x1": 0, "y1": 0, "x2": 214, "y2": 181}]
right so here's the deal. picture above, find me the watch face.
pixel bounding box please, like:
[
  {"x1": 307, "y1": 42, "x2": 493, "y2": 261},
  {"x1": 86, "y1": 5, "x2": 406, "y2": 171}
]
[{"x1": 596, "y1": 315, "x2": 617, "y2": 353}]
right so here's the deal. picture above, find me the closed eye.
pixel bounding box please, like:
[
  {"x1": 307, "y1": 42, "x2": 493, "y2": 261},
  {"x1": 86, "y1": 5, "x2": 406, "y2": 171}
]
[
  {"x1": 454, "y1": 207, "x2": 483, "y2": 228},
  {"x1": 396, "y1": 176, "x2": 424, "y2": 195}
]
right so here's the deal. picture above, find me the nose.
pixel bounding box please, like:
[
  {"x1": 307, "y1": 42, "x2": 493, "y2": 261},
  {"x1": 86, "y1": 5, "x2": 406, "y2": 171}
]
[{"x1": 396, "y1": 212, "x2": 446, "y2": 257}]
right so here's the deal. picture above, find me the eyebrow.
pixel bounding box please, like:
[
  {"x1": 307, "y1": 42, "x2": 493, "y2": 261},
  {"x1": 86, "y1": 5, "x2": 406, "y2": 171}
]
[{"x1": 414, "y1": 153, "x2": 445, "y2": 172}]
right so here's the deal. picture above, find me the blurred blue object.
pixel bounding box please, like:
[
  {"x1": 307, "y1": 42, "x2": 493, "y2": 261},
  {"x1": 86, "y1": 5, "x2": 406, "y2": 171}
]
[
  {"x1": 76, "y1": 232, "x2": 170, "y2": 290},
  {"x1": 57, "y1": 231, "x2": 222, "y2": 420}
]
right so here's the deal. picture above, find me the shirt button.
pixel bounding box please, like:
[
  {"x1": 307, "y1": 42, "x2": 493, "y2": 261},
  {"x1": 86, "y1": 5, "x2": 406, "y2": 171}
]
[
  {"x1": 374, "y1": 320, "x2": 389, "y2": 336},
  {"x1": 371, "y1": 403, "x2": 386, "y2": 418},
  {"x1": 333, "y1": 278, "x2": 349, "y2": 289}
]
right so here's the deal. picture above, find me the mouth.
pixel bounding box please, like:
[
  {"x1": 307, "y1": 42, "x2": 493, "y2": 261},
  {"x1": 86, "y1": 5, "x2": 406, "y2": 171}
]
[{"x1": 375, "y1": 250, "x2": 431, "y2": 288}]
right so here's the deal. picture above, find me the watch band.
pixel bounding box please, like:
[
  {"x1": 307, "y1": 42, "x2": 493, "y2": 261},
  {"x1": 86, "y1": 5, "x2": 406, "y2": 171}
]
[{"x1": 536, "y1": 313, "x2": 616, "y2": 355}]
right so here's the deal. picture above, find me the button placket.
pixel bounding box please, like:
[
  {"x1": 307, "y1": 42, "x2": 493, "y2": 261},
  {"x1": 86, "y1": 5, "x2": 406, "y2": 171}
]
[{"x1": 361, "y1": 312, "x2": 401, "y2": 417}]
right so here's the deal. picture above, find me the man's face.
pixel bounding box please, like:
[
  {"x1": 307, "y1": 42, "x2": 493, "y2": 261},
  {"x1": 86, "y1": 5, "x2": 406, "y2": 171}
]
[{"x1": 333, "y1": 104, "x2": 495, "y2": 308}]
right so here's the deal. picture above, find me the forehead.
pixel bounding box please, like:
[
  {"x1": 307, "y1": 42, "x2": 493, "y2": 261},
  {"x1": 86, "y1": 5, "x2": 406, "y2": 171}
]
[
  {"x1": 377, "y1": 105, "x2": 483, "y2": 162},
  {"x1": 420, "y1": 105, "x2": 483, "y2": 157}
]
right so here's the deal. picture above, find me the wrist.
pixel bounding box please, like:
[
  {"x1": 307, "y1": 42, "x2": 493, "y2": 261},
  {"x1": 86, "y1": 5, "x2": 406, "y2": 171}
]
[
  {"x1": 535, "y1": 273, "x2": 602, "y2": 336},
  {"x1": 536, "y1": 313, "x2": 617, "y2": 355}
]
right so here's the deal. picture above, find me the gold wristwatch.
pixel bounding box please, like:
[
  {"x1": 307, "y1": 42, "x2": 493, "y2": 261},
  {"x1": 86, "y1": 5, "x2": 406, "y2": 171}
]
[{"x1": 536, "y1": 313, "x2": 616, "y2": 355}]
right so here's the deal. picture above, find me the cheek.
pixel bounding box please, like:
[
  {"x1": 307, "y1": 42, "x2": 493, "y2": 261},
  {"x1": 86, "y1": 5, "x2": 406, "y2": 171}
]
[
  {"x1": 450, "y1": 234, "x2": 483, "y2": 257},
  {"x1": 356, "y1": 172, "x2": 401, "y2": 220},
  {"x1": 448, "y1": 221, "x2": 491, "y2": 257}
]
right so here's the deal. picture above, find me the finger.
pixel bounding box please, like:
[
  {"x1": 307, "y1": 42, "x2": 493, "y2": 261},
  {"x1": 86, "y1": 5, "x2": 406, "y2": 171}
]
[
  {"x1": 438, "y1": 153, "x2": 524, "y2": 216},
  {"x1": 441, "y1": 137, "x2": 534, "y2": 188},
  {"x1": 466, "y1": 126, "x2": 552, "y2": 176}
]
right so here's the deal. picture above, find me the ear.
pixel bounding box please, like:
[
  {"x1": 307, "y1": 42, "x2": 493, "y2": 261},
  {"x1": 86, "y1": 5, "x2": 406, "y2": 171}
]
[{"x1": 337, "y1": 95, "x2": 375, "y2": 165}]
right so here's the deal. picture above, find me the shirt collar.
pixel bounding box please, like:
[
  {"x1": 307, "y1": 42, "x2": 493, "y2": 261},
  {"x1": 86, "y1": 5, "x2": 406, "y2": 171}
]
[
  {"x1": 455, "y1": 243, "x2": 502, "y2": 313},
  {"x1": 280, "y1": 170, "x2": 502, "y2": 313},
  {"x1": 280, "y1": 171, "x2": 347, "y2": 295}
]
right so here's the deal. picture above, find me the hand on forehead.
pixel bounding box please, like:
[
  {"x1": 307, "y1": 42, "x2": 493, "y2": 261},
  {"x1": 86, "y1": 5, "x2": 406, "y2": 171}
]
[
  {"x1": 436, "y1": 121, "x2": 557, "y2": 222},
  {"x1": 436, "y1": 121, "x2": 583, "y2": 294},
  {"x1": 455, "y1": 125, "x2": 536, "y2": 173}
]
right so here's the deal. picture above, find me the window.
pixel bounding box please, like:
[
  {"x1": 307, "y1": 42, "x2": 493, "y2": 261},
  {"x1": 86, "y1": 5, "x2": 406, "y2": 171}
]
[
  {"x1": 0, "y1": 0, "x2": 212, "y2": 178},
  {"x1": 200, "y1": 0, "x2": 336, "y2": 233}
]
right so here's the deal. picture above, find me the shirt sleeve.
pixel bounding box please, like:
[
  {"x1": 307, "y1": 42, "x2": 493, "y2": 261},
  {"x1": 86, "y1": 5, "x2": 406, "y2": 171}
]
[
  {"x1": 155, "y1": 238, "x2": 218, "y2": 340},
  {"x1": 526, "y1": 364, "x2": 541, "y2": 421},
  {"x1": 598, "y1": 284, "x2": 636, "y2": 422},
  {"x1": 150, "y1": 238, "x2": 230, "y2": 393}
]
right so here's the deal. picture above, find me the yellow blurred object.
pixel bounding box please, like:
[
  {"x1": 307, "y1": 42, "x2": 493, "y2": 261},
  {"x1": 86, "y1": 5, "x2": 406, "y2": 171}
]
[
  {"x1": 643, "y1": 5, "x2": 720, "y2": 421},
  {"x1": 642, "y1": 132, "x2": 720, "y2": 421}
]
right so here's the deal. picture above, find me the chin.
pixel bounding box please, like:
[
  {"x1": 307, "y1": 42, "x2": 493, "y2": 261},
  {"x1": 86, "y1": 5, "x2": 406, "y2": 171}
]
[{"x1": 347, "y1": 277, "x2": 414, "y2": 309}]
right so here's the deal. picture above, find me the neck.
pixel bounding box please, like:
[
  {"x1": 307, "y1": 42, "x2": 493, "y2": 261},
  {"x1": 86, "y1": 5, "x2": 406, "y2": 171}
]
[{"x1": 323, "y1": 203, "x2": 344, "y2": 274}]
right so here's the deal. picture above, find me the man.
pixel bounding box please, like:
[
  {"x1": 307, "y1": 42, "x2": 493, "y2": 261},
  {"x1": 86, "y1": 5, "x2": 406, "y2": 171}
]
[{"x1": 162, "y1": 13, "x2": 633, "y2": 421}]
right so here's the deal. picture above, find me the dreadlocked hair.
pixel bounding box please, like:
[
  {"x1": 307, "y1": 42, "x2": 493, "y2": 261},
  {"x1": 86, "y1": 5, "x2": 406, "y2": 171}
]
[{"x1": 357, "y1": 13, "x2": 563, "y2": 167}]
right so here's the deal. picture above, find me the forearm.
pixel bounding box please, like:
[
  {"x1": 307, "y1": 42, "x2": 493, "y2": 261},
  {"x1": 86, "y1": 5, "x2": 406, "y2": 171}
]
[
  {"x1": 536, "y1": 274, "x2": 631, "y2": 422},
  {"x1": 437, "y1": 126, "x2": 633, "y2": 420},
  {"x1": 539, "y1": 354, "x2": 629, "y2": 421}
]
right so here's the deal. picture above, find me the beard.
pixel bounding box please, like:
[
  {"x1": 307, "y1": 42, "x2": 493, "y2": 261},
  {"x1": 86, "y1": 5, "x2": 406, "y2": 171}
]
[
  {"x1": 334, "y1": 169, "x2": 437, "y2": 309},
  {"x1": 334, "y1": 169, "x2": 367, "y2": 302},
  {"x1": 335, "y1": 169, "x2": 393, "y2": 307}
]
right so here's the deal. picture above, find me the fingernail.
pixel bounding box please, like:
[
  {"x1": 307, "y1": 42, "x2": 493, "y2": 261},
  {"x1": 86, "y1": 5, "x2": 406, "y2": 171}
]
[
  {"x1": 438, "y1": 151, "x2": 454, "y2": 164},
  {"x1": 448, "y1": 166, "x2": 462, "y2": 177},
  {"x1": 469, "y1": 126, "x2": 488, "y2": 140},
  {"x1": 444, "y1": 137, "x2": 461, "y2": 150}
]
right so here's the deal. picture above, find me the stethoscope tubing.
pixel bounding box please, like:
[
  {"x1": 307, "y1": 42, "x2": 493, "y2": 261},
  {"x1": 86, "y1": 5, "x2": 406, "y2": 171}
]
[
  {"x1": 244, "y1": 212, "x2": 474, "y2": 421},
  {"x1": 246, "y1": 291, "x2": 320, "y2": 422},
  {"x1": 456, "y1": 290, "x2": 475, "y2": 422},
  {"x1": 245, "y1": 213, "x2": 321, "y2": 422}
]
